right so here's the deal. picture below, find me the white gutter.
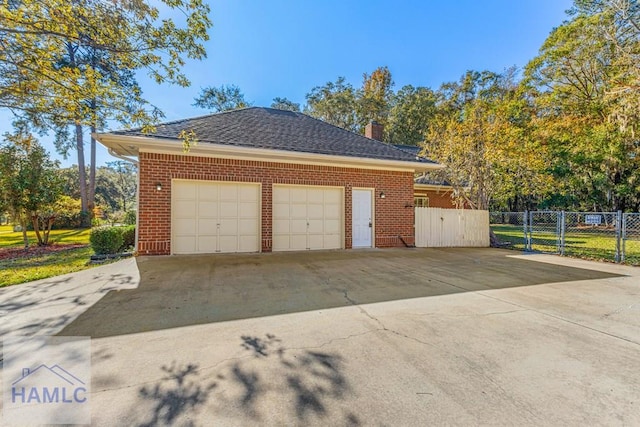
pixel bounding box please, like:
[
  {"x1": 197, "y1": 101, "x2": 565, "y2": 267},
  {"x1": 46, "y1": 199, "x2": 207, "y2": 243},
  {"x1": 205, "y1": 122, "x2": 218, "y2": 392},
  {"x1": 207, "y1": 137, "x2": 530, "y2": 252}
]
[
  {"x1": 97, "y1": 133, "x2": 444, "y2": 173},
  {"x1": 107, "y1": 148, "x2": 139, "y2": 165}
]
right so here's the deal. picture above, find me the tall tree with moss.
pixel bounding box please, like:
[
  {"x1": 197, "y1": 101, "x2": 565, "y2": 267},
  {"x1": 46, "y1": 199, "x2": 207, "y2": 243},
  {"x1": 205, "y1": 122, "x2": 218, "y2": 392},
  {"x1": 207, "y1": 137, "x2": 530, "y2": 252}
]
[{"x1": 525, "y1": 0, "x2": 640, "y2": 211}]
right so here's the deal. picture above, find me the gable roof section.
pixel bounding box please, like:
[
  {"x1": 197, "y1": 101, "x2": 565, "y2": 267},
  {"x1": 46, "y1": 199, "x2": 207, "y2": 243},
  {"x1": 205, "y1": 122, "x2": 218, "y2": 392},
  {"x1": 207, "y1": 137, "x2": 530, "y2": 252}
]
[{"x1": 104, "y1": 107, "x2": 439, "y2": 166}]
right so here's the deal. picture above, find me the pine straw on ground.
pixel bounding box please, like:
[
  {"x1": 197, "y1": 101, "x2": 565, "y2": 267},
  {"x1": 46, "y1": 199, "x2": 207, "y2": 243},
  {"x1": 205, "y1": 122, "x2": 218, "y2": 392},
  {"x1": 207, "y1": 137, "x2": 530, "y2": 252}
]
[{"x1": 0, "y1": 243, "x2": 89, "y2": 261}]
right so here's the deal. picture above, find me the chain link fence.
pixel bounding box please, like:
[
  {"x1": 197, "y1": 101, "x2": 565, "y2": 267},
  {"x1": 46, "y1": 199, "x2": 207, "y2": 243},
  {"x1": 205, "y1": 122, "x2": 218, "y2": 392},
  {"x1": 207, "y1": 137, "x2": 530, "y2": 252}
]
[
  {"x1": 622, "y1": 213, "x2": 640, "y2": 265},
  {"x1": 529, "y1": 211, "x2": 562, "y2": 254},
  {"x1": 488, "y1": 212, "x2": 527, "y2": 250},
  {"x1": 490, "y1": 211, "x2": 639, "y2": 265}
]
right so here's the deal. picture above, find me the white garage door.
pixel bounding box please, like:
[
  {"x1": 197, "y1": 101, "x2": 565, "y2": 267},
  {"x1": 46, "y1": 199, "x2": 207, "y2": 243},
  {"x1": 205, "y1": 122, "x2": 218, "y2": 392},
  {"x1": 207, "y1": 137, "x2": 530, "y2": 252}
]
[
  {"x1": 273, "y1": 185, "x2": 343, "y2": 251},
  {"x1": 172, "y1": 180, "x2": 260, "y2": 254}
]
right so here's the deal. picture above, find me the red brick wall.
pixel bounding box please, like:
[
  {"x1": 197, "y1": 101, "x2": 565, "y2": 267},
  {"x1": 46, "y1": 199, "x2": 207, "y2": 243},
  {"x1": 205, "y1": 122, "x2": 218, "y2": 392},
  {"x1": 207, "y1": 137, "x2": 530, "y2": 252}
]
[
  {"x1": 138, "y1": 152, "x2": 415, "y2": 255},
  {"x1": 414, "y1": 188, "x2": 460, "y2": 209}
]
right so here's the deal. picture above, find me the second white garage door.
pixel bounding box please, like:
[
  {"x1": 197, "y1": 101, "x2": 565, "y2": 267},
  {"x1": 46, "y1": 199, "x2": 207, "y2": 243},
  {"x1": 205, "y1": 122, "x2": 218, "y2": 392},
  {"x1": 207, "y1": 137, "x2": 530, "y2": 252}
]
[
  {"x1": 172, "y1": 180, "x2": 260, "y2": 254},
  {"x1": 273, "y1": 185, "x2": 343, "y2": 251}
]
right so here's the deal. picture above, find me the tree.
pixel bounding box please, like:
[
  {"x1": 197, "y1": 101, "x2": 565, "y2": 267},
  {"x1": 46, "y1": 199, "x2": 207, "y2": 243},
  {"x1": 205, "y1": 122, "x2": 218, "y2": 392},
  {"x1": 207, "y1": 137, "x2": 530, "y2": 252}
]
[
  {"x1": 60, "y1": 162, "x2": 137, "y2": 215},
  {"x1": 425, "y1": 69, "x2": 553, "y2": 211},
  {"x1": 524, "y1": 2, "x2": 640, "y2": 211},
  {"x1": 387, "y1": 85, "x2": 437, "y2": 145},
  {"x1": 271, "y1": 97, "x2": 301, "y2": 112},
  {"x1": 357, "y1": 66, "x2": 394, "y2": 133},
  {"x1": 306, "y1": 67, "x2": 395, "y2": 138},
  {"x1": 305, "y1": 77, "x2": 359, "y2": 132},
  {"x1": 194, "y1": 85, "x2": 251, "y2": 112},
  {"x1": 95, "y1": 161, "x2": 138, "y2": 213},
  {"x1": 1, "y1": 0, "x2": 212, "y2": 224},
  {"x1": 59, "y1": 166, "x2": 84, "y2": 201},
  {"x1": 570, "y1": 0, "x2": 640, "y2": 130},
  {"x1": 0, "y1": 130, "x2": 62, "y2": 247}
]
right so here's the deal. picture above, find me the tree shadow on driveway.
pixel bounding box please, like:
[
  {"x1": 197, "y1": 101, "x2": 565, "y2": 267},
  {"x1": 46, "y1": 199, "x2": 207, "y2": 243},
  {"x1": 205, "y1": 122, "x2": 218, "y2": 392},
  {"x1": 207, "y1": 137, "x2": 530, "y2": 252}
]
[
  {"x1": 130, "y1": 334, "x2": 359, "y2": 426},
  {"x1": 1, "y1": 272, "x2": 137, "y2": 337},
  {"x1": 58, "y1": 248, "x2": 622, "y2": 338}
]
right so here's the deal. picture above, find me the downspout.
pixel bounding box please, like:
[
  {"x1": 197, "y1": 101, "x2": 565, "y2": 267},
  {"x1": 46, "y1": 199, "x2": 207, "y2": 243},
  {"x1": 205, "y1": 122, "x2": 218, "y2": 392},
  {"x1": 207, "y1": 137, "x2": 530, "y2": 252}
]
[{"x1": 107, "y1": 148, "x2": 140, "y2": 253}]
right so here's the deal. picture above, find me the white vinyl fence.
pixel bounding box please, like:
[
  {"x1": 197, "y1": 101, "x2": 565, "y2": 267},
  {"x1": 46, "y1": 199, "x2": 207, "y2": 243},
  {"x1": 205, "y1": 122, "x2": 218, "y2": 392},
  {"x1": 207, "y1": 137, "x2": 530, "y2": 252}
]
[{"x1": 415, "y1": 208, "x2": 490, "y2": 247}]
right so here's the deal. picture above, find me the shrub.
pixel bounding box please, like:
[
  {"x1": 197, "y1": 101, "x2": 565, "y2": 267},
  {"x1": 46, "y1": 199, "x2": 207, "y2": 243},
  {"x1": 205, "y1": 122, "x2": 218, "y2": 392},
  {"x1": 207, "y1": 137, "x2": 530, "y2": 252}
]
[
  {"x1": 91, "y1": 217, "x2": 106, "y2": 227},
  {"x1": 124, "y1": 210, "x2": 137, "y2": 226},
  {"x1": 53, "y1": 196, "x2": 84, "y2": 229},
  {"x1": 90, "y1": 226, "x2": 124, "y2": 255},
  {"x1": 119, "y1": 225, "x2": 136, "y2": 252}
]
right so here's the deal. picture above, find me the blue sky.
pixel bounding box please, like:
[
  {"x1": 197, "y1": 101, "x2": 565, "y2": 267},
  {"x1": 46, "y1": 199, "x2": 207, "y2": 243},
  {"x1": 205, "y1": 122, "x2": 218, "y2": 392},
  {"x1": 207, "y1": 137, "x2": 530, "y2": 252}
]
[{"x1": 1, "y1": 0, "x2": 573, "y2": 167}]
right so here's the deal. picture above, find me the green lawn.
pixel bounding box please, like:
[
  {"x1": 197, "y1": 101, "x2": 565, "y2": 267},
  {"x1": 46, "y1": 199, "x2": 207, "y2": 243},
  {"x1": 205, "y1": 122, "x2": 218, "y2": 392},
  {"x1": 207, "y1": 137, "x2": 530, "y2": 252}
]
[
  {"x1": 491, "y1": 224, "x2": 640, "y2": 265},
  {"x1": 0, "y1": 226, "x2": 98, "y2": 287},
  {"x1": 0, "y1": 225, "x2": 92, "y2": 247},
  {"x1": 490, "y1": 224, "x2": 528, "y2": 251}
]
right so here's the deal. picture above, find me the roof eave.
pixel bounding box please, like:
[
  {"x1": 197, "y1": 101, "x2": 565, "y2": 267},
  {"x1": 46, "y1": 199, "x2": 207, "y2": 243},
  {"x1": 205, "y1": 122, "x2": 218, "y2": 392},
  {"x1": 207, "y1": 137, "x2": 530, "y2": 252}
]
[
  {"x1": 414, "y1": 182, "x2": 451, "y2": 191},
  {"x1": 95, "y1": 133, "x2": 444, "y2": 173}
]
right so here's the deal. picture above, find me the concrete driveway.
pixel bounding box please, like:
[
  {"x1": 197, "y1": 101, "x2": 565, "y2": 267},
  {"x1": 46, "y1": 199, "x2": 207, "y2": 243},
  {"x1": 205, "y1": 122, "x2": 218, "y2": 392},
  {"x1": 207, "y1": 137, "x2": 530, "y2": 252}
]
[{"x1": 3, "y1": 248, "x2": 640, "y2": 426}]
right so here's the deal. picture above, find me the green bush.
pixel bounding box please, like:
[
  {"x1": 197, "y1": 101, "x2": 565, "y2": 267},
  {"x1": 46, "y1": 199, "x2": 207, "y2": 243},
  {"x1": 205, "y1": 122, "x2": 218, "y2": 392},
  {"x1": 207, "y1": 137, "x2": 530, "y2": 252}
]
[
  {"x1": 53, "y1": 196, "x2": 84, "y2": 229},
  {"x1": 124, "y1": 210, "x2": 137, "y2": 226},
  {"x1": 120, "y1": 225, "x2": 135, "y2": 252},
  {"x1": 90, "y1": 226, "x2": 124, "y2": 255}
]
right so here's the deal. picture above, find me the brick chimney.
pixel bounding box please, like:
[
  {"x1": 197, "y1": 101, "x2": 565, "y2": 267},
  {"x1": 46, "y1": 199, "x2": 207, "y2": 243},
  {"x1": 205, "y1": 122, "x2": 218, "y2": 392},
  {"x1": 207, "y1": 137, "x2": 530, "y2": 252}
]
[{"x1": 365, "y1": 120, "x2": 383, "y2": 141}]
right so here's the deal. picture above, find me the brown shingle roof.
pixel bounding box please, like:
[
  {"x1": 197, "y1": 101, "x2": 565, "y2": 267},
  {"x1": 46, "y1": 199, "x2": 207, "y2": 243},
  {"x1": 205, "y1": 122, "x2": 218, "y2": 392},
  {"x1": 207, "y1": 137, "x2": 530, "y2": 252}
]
[{"x1": 114, "y1": 107, "x2": 438, "y2": 164}]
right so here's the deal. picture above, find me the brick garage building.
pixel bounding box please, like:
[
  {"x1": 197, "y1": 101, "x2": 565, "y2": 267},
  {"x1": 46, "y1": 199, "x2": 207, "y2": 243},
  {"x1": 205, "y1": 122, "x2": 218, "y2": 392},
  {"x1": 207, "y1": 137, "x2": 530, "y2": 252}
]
[{"x1": 96, "y1": 108, "x2": 441, "y2": 255}]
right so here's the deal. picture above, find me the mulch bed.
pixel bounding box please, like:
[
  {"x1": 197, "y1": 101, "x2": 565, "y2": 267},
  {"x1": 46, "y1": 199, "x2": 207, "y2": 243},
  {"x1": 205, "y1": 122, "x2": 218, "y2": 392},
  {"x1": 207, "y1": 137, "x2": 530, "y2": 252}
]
[{"x1": 0, "y1": 244, "x2": 88, "y2": 261}]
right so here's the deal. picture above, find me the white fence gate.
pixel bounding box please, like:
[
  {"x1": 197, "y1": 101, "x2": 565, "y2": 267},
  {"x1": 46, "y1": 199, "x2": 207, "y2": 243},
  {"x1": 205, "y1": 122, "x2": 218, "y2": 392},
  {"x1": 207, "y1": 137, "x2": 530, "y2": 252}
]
[{"x1": 415, "y1": 208, "x2": 490, "y2": 247}]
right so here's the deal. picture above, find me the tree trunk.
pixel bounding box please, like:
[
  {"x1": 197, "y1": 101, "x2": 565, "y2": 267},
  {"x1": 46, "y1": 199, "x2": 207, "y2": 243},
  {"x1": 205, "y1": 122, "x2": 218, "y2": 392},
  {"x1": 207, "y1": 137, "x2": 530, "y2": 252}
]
[
  {"x1": 43, "y1": 216, "x2": 55, "y2": 245},
  {"x1": 489, "y1": 229, "x2": 501, "y2": 247},
  {"x1": 31, "y1": 213, "x2": 43, "y2": 246},
  {"x1": 88, "y1": 119, "x2": 97, "y2": 219},
  {"x1": 68, "y1": 42, "x2": 89, "y2": 227},
  {"x1": 120, "y1": 168, "x2": 128, "y2": 212},
  {"x1": 76, "y1": 123, "x2": 89, "y2": 226},
  {"x1": 20, "y1": 217, "x2": 29, "y2": 249}
]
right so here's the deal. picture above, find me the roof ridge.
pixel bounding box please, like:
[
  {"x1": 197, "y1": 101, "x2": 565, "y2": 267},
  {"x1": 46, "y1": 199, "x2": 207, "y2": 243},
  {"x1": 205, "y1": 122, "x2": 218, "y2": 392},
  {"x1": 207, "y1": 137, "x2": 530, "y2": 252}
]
[
  {"x1": 296, "y1": 114, "x2": 433, "y2": 161},
  {"x1": 110, "y1": 106, "x2": 263, "y2": 133},
  {"x1": 297, "y1": 112, "x2": 399, "y2": 149}
]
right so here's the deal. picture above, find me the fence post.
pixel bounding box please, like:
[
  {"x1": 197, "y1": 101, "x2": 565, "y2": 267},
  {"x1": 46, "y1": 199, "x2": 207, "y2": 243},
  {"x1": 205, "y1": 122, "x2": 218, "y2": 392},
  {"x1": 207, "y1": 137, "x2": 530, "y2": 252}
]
[
  {"x1": 615, "y1": 210, "x2": 622, "y2": 263},
  {"x1": 523, "y1": 210, "x2": 529, "y2": 251},
  {"x1": 528, "y1": 210, "x2": 533, "y2": 251},
  {"x1": 559, "y1": 211, "x2": 566, "y2": 256},
  {"x1": 621, "y1": 213, "x2": 627, "y2": 263}
]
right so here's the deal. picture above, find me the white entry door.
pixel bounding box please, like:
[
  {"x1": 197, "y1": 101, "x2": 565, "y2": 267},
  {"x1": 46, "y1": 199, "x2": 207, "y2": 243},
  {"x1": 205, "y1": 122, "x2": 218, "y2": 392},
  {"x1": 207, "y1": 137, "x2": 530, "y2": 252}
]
[{"x1": 352, "y1": 189, "x2": 373, "y2": 248}]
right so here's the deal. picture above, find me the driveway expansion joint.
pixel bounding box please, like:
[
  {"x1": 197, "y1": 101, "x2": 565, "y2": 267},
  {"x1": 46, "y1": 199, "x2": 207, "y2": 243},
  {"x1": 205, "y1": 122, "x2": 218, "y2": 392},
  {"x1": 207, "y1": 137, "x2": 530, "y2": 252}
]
[{"x1": 476, "y1": 290, "x2": 640, "y2": 347}]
